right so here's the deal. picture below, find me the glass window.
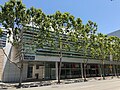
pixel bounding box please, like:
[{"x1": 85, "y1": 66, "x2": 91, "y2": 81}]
[
  {"x1": 61, "y1": 69, "x2": 65, "y2": 75},
  {"x1": 66, "y1": 63, "x2": 71, "y2": 68},
  {"x1": 27, "y1": 65, "x2": 33, "y2": 78},
  {"x1": 36, "y1": 65, "x2": 39, "y2": 69},
  {"x1": 35, "y1": 73, "x2": 39, "y2": 79},
  {"x1": 45, "y1": 62, "x2": 55, "y2": 68},
  {"x1": 0, "y1": 31, "x2": 7, "y2": 47}
]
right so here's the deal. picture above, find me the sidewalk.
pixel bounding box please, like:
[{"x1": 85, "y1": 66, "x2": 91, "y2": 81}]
[{"x1": 0, "y1": 76, "x2": 119, "y2": 89}]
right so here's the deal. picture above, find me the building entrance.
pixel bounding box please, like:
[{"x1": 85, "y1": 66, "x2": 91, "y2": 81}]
[
  {"x1": 27, "y1": 62, "x2": 45, "y2": 80},
  {"x1": 27, "y1": 65, "x2": 33, "y2": 78}
]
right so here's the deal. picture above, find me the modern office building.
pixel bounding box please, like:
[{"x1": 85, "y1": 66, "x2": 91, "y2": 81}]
[
  {"x1": 108, "y1": 30, "x2": 120, "y2": 38},
  {"x1": 0, "y1": 28, "x2": 120, "y2": 83},
  {"x1": 0, "y1": 30, "x2": 7, "y2": 81}
]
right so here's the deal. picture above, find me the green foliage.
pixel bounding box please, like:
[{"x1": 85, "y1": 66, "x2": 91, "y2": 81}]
[
  {"x1": 48, "y1": 11, "x2": 73, "y2": 51},
  {"x1": 0, "y1": 0, "x2": 29, "y2": 45},
  {"x1": 0, "y1": 0, "x2": 120, "y2": 63},
  {"x1": 0, "y1": 28, "x2": 3, "y2": 37}
]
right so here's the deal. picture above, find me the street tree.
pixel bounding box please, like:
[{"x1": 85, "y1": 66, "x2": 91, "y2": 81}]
[
  {"x1": 0, "y1": 28, "x2": 3, "y2": 37},
  {"x1": 74, "y1": 20, "x2": 97, "y2": 81},
  {"x1": 95, "y1": 33, "x2": 109, "y2": 79},
  {"x1": 112, "y1": 37, "x2": 120, "y2": 77},
  {"x1": 49, "y1": 11, "x2": 73, "y2": 83},
  {"x1": 107, "y1": 36, "x2": 116, "y2": 77},
  {"x1": 0, "y1": 0, "x2": 29, "y2": 87}
]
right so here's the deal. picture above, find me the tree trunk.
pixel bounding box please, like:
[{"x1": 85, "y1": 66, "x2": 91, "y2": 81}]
[
  {"x1": 112, "y1": 65, "x2": 114, "y2": 78},
  {"x1": 81, "y1": 63, "x2": 84, "y2": 79},
  {"x1": 98, "y1": 64, "x2": 102, "y2": 78},
  {"x1": 58, "y1": 50, "x2": 62, "y2": 83},
  {"x1": 116, "y1": 63, "x2": 119, "y2": 78},
  {"x1": 113, "y1": 65, "x2": 117, "y2": 77},
  {"x1": 18, "y1": 50, "x2": 24, "y2": 87},
  {"x1": 18, "y1": 62, "x2": 23, "y2": 87},
  {"x1": 83, "y1": 63, "x2": 87, "y2": 81},
  {"x1": 102, "y1": 61, "x2": 105, "y2": 80},
  {"x1": 110, "y1": 64, "x2": 113, "y2": 79},
  {"x1": 109, "y1": 64, "x2": 113, "y2": 79},
  {"x1": 83, "y1": 58, "x2": 89, "y2": 81}
]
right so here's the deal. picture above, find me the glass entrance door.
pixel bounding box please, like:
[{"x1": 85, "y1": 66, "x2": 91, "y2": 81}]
[{"x1": 27, "y1": 65, "x2": 33, "y2": 78}]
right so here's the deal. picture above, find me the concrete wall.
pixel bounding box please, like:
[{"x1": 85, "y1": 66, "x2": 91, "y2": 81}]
[
  {"x1": 1, "y1": 41, "x2": 28, "y2": 82},
  {"x1": 32, "y1": 65, "x2": 45, "y2": 79},
  {"x1": 35, "y1": 55, "x2": 119, "y2": 65},
  {"x1": 0, "y1": 49, "x2": 4, "y2": 81},
  {"x1": 2, "y1": 60, "x2": 28, "y2": 82}
]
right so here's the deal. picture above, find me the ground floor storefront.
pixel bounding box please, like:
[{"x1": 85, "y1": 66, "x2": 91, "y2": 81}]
[{"x1": 26, "y1": 61, "x2": 120, "y2": 81}]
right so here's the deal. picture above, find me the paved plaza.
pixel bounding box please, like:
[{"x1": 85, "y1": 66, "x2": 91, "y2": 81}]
[{"x1": 7, "y1": 77, "x2": 120, "y2": 90}]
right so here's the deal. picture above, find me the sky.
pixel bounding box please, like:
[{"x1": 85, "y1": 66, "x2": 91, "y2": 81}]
[{"x1": 0, "y1": 0, "x2": 120, "y2": 34}]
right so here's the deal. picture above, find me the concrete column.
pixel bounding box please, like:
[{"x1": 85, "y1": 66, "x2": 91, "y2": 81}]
[
  {"x1": 43, "y1": 62, "x2": 45, "y2": 79},
  {"x1": 81, "y1": 63, "x2": 84, "y2": 79},
  {"x1": 32, "y1": 64, "x2": 35, "y2": 79},
  {"x1": 55, "y1": 62, "x2": 58, "y2": 80}
]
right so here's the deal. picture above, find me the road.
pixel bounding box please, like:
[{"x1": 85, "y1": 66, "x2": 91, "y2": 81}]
[{"x1": 11, "y1": 78, "x2": 120, "y2": 90}]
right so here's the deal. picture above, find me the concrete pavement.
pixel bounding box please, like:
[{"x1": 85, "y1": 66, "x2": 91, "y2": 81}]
[{"x1": 9, "y1": 78, "x2": 120, "y2": 90}]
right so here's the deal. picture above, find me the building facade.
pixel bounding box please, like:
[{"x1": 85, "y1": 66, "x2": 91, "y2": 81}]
[
  {"x1": 108, "y1": 30, "x2": 120, "y2": 38},
  {"x1": 0, "y1": 28, "x2": 120, "y2": 82}
]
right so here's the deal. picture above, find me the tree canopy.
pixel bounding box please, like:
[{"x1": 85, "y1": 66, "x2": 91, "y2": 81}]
[
  {"x1": 0, "y1": 0, "x2": 119, "y2": 62},
  {"x1": 0, "y1": 0, "x2": 120, "y2": 85}
]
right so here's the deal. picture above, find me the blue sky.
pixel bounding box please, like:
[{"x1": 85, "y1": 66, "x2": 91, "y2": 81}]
[{"x1": 0, "y1": 0, "x2": 120, "y2": 34}]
